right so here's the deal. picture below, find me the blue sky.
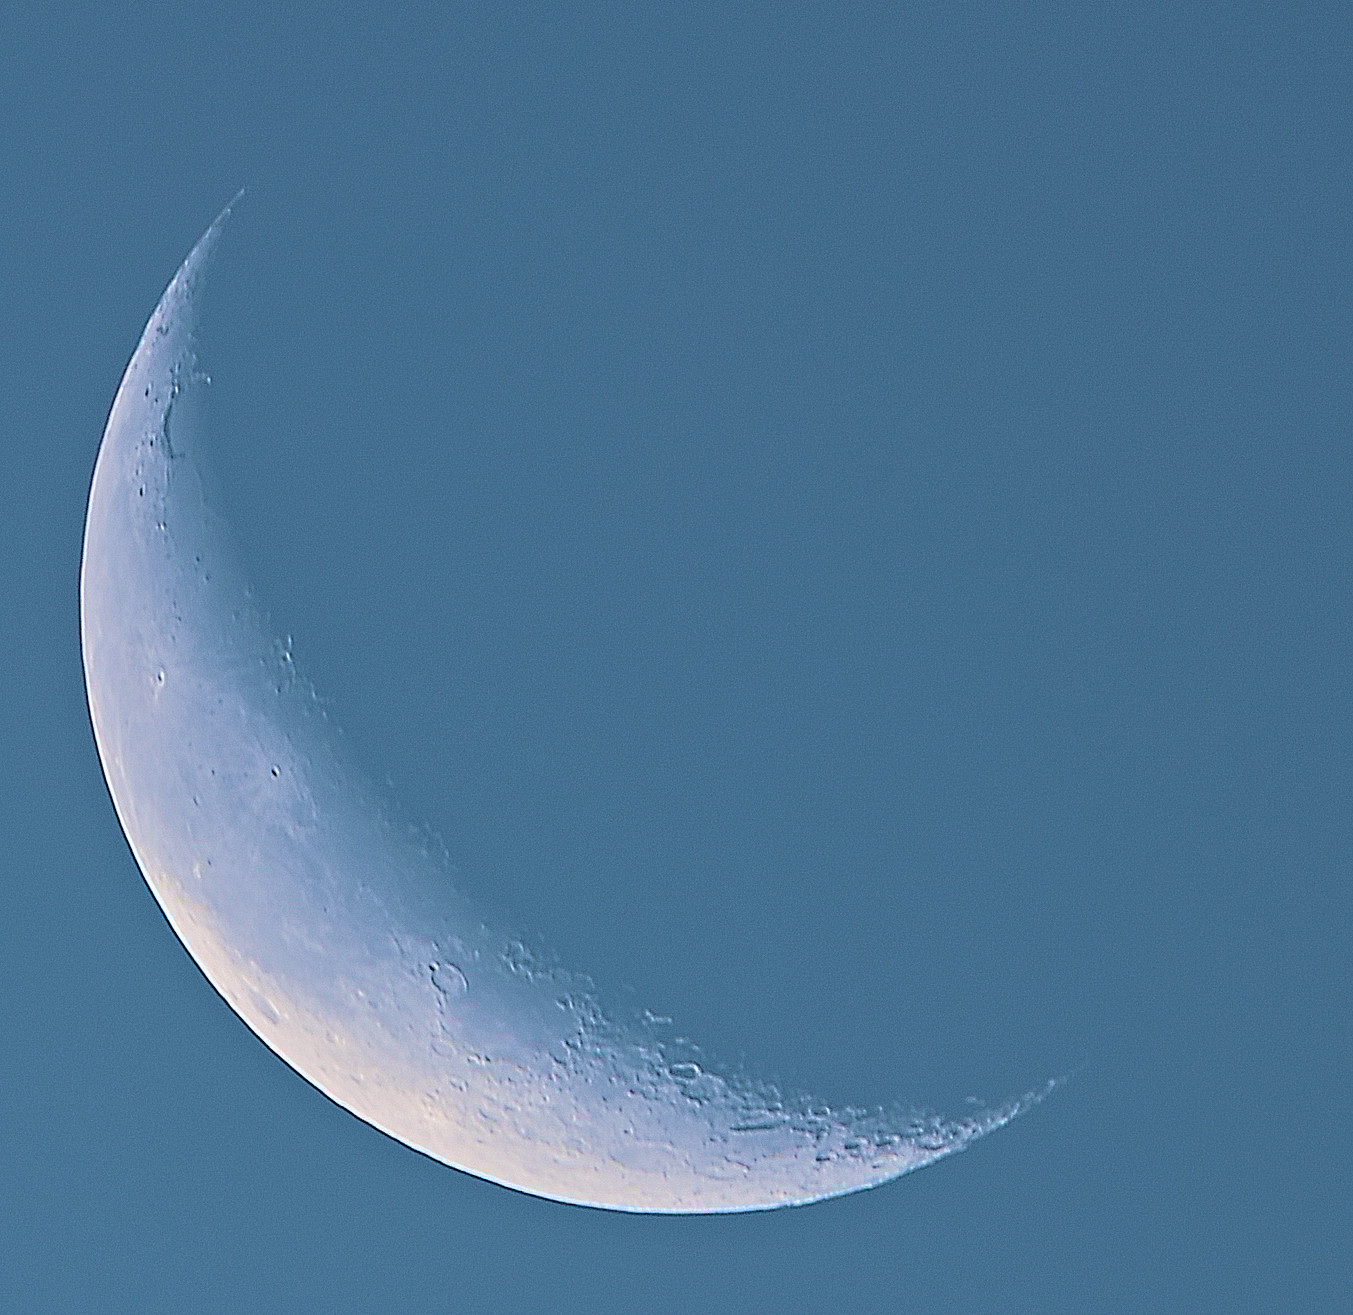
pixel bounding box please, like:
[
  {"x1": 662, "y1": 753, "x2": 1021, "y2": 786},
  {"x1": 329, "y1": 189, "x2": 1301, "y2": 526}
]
[{"x1": 2, "y1": 3, "x2": 1349, "y2": 1310}]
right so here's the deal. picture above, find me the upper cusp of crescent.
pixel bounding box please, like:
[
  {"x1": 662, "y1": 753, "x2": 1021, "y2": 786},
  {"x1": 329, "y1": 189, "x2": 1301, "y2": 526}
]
[{"x1": 86, "y1": 195, "x2": 238, "y2": 550}]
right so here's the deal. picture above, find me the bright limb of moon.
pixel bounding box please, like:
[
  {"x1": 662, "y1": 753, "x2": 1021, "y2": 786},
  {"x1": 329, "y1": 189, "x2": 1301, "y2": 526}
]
[{"x1": 80, "y1": 202, "x2": 1053, "y2": 1213}]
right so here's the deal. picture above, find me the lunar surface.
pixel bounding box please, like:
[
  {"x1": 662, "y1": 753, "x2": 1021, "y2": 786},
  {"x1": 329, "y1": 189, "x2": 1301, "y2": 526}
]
[{"x1": 81, "y1": 203, "x2": 1051, "y2": 1212}]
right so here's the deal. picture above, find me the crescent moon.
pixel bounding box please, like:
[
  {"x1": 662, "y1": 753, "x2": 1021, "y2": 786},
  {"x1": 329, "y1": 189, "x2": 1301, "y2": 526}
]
[{"x1": 81, "y1": 202, "x2": 1051, "y2": 1213}]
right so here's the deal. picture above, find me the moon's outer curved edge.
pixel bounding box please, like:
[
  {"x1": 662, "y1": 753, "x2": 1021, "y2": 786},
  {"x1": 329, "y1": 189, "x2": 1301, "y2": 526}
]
[{"x1": 80, "y1": 201, "x2": 1056, "y2": 1213}]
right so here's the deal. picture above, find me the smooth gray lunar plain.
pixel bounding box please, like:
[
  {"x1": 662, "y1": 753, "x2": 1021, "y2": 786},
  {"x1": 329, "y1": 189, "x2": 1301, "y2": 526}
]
[{"x1": 80, "y1": 205, "x2": 1050, "y2": 1212}]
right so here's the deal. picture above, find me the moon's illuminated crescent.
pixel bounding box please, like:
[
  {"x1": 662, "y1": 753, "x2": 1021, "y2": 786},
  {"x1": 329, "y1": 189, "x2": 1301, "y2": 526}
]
[{"x1": 81, "y1": 203, "x2": 1050, "y2": 1212}]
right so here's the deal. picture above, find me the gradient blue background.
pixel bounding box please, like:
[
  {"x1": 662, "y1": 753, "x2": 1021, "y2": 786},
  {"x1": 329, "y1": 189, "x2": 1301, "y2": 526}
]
[{"x1": 2, "y1": 3, "x2": 1348, "y2": 1310}]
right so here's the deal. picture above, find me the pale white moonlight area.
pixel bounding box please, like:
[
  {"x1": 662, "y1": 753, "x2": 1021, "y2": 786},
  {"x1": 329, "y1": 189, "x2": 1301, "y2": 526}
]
[{"x1": 80, "y1": 205, "x2": 1051, "y2": 1213}]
